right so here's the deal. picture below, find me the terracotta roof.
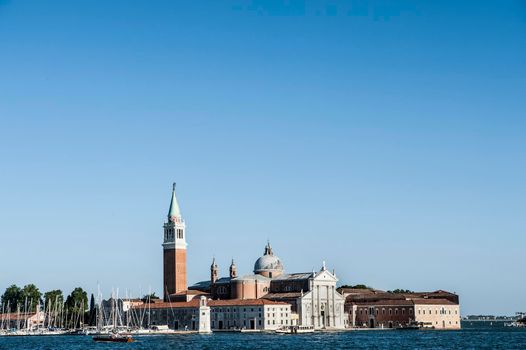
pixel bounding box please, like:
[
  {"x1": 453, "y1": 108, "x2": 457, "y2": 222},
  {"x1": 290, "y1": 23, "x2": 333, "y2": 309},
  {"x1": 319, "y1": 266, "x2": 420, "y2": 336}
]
[
  {"x1": 346, "y1": 292, "x2": 406, "y2": 302},
  {"x1": 351, "y1": 299, "x2": 414, "y2": 306},
  {"x1": 172, "y1": 290, "x2": 208, "y2": 296},
  {"x1": 338, "y1": 288, "x2": 378, "y2": 294},
  {"x1": 411, "y1": 298, "x2": 457, "y2": 305},
  {"x1": 132, "y1": 299, "x2": 200, "y2": 310},
  {"x1": 0, "y1": 312, "x2": 39, "y2": 321},
  {"x1": 209, "y1": 299, "x2": 289, "y2": 307},
  {"x1": 131, "y1": 298, "x2": 289, "y2": 310}
]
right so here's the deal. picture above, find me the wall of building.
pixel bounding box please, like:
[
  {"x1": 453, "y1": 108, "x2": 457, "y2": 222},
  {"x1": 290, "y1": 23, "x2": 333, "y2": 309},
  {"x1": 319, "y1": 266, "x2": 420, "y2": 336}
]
[
  {"x1": 350, "y1": 303, "x2": 414, "y2": 328},
  {"x1": 300, "y1": 285, "x2": 346, "y2": 329},
  {"x1": 210, "y1": 304, "x2": 291, "y2": 331},
  {"x1": 163, "y1": 248, "x2": 187, "y2": 298},
  {"x1": 231, "y1": 280, "x2": 270, "y2": 300},
  {"x1": 414, "y1": 303, "x2": 461, "y2": 329}
]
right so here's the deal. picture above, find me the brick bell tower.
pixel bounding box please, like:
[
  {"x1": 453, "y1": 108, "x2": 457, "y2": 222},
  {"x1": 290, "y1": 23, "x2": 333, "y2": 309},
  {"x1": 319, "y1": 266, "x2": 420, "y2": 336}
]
[{"x1": 163, "y1": 183, "x2": 187, "y2": 300}]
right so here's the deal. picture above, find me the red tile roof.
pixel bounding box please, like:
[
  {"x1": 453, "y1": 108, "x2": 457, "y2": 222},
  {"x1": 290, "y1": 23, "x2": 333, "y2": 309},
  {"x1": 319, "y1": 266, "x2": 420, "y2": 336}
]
[
  {"x1": 132, "y1": 299, "x2": 200, "y2": 310},
  {"x1": 351, "y1": 299, "x2": 414, "y2": 306},
  {"x1": 411, "y1": 298, "x2": 457, "y2": 305},
  {"x1": 132, "y1": 298, "x2": 289, "y2": 310},
  {"x1": 209, "y1": 299, "x2": 288, "y2": 307},
  {"x1": 0, "y1": 312, "x2": 38, "y2": 321}
]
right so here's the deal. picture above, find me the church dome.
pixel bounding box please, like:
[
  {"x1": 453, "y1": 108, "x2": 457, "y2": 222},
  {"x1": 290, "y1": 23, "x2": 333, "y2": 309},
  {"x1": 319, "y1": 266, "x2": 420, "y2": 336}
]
[{"x1": 253, "y1": 242, "x2": 284, "y2": 278}]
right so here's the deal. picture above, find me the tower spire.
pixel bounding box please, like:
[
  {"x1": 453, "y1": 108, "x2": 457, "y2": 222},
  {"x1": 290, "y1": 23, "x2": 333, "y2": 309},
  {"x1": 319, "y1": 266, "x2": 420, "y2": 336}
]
[
  {"x1": 163, "y1": 182, "x2": 187, "y2": 300},
  {"x1": 168, "y1": 182, "x2": 181, "y2": 222}
]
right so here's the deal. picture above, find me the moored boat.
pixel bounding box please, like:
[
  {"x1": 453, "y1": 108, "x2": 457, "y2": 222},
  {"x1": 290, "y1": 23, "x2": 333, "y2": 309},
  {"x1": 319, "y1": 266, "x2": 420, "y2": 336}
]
[
  {"x1": 275, "y1": 325, "x2": 315, "y2": 334},
  {"x1": 93, "y1": 333, "x2": 134, "y2": 343}
]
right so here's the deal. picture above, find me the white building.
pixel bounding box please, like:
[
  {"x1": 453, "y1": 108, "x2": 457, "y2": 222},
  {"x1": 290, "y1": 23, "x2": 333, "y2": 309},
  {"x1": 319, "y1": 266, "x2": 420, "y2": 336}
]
[
  {"x1": 413, "y1": 299, "x2": 461, "y2": 329},
  {"x1": 209, "y1": 299, "x2": 291, "y2": 331},
  {"x1": 264, "y1": 262, "x2": 347, "y2": 329}
]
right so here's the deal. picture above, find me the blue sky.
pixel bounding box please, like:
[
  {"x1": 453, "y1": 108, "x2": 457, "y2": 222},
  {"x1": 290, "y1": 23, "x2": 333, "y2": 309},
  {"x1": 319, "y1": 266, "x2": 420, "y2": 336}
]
[{"x1": 0, "y1": 1, "x2": 524, "y2": 315}]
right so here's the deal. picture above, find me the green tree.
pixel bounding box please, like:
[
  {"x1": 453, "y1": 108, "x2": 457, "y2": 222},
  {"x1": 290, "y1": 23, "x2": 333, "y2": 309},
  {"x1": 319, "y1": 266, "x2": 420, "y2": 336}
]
[
  {"x1": 44, "y1": 290, "x2": 64, "y2": 311},
  {"x1": 88, "y1": 293, "x2": 96, "y2": 326},
  {"x1": 142, "y1": 292, "x2": 159, "y2": 301},
  {"x1": 20, "y1": 284, "x2": 42, "y2": 312},
  {"x1": 1, "y1": 285, "x2": 22, "y2": 312},
  {"x1": 388, "y1": 289, "x2": 413, "y2": 294},
  {"x1": 65, "y1": 287, "x2": 88, "y2": 328},
  {"x1": 339, "y1": 284, "x2": 371, "y2": 289}
]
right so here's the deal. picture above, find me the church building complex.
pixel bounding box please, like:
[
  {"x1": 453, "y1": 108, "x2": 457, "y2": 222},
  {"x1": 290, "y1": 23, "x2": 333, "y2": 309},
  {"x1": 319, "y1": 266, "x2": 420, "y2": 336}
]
[{"x1": 129, "y1": 184, "x2": 460, "y2": 332}]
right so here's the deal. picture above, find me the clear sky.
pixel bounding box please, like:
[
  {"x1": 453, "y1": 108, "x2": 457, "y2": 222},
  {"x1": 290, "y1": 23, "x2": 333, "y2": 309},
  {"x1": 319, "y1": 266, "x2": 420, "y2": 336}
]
[{"x1": 0, "y1": 1, "x2": 524, "y2": 315}]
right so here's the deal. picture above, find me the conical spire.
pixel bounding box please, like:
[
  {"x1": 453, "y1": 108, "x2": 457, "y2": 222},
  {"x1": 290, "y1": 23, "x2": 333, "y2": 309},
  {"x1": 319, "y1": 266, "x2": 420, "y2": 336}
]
[{"x1": 168, "y1": 182, "x2": 181, "y2": 222}]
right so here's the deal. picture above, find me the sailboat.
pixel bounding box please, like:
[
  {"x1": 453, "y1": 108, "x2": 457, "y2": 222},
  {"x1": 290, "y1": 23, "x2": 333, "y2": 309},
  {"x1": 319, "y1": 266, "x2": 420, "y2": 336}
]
[{"x1": 93, "y1": 291, "x2": 133, "y2": 343}]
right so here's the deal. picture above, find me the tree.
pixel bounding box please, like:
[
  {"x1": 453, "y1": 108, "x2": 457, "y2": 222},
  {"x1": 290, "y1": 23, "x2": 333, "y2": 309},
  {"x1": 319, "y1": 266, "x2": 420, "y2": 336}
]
[
  {"x1": 20, "y1": 284, "x2": 42, "y2": 312},
  {"x1": 65, "y1": 287, "x2": 88, "y2": 328},
  {"x1": 142, "y1": 292, "x2": 159, "y2": 302},
  {"x1": 1, "y1": 285, "x2": 22, "y2": 312},
  {"x1": 339, "y1": 284, "x2": 371, "y2": 290},
  {"x1": 44, "y1": 290, "x2": 64, "y2": 311},
  {"x1": 388, "y1": 289, "x2": 413, "y2": 294},
  {"x1": 88, "y1": 293, "x2": 96, "y2": 326}
]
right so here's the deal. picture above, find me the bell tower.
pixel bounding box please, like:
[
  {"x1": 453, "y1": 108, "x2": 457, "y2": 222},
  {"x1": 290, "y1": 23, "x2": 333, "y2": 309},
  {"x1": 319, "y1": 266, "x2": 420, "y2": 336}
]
[{"x1": 163, "y1": 183, "x2": 187, "y2": 300}]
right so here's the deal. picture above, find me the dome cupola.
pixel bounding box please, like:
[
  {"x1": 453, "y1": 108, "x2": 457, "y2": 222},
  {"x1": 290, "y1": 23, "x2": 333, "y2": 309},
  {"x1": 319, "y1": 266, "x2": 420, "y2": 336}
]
[{"x1": 253, "y1": 241, "x2": 284, "y2": 278}]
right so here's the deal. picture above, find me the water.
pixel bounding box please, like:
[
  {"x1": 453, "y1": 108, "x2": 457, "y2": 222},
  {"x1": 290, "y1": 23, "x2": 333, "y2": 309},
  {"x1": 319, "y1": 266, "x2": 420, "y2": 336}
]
[{"x1": 1, "y1": 324, "x2": 525, "y2": 349}]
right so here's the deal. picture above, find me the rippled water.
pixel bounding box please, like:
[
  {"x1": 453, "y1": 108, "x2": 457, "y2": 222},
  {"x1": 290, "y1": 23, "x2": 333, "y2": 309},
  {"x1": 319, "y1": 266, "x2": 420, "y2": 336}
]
[{"x1": 1, "y1": 324, "x2": 525, "y2": 349}]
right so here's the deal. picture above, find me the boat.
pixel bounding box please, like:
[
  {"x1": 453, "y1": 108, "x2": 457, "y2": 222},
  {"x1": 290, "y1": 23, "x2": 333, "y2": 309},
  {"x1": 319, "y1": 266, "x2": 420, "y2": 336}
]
[
  {"x1": 396, "y1": 322, "x2": 422, "y2": 330},
  {"x1": 93, "y1": 333, "x2": 134, "y2": 343},
  {"x1": 92, "y1": 290, "x2": 134, "y2": 343},
  {"x1": 505, "y1": 313, "x2": 526, "y2": 328},
  {"x1": 275, "y1": 325, "x2": 315, "y2": 334},
  {"x1": 506, "y1": 318, "x2": 526, "y2": 328}
]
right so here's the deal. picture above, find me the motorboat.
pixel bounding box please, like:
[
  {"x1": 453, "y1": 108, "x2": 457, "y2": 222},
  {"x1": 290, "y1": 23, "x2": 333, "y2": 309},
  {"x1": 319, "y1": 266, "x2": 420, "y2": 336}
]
[{"x1": 275, "y1": 325, "x2": 315, "y2": 334}]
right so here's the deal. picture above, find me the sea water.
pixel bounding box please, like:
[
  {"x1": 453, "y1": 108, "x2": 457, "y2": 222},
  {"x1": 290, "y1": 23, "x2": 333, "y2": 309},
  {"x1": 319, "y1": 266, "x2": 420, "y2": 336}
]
[{"x1": 0, "y1": 323, "x2": 525, "y2": 349}]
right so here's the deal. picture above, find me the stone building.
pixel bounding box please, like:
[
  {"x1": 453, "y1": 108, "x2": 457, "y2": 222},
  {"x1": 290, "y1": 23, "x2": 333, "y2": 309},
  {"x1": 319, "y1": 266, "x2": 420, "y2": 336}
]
[
  {"x1": 0, "y1": 311, "x2": 45, "y2": 330},
  {"x1": 263, "y1": 263, "x2": 346, "y2": 329},
  {"x1": 131, "y1": 297, "x2": 290, "y2": 332},
  {"x1": 210, "y1": 299, "x2": 291, "y2": 331},
  {"x1": 133, "y1": 296, "x2": 211, "y2": 333},
  {"x1": 343, "y1": 288, "x2": 461, "y2": 329},
  {"x1": 190, "y1": 244, "x2": 346, "y2": 330},
  {"x1": 413, "y1": 298, "x2": 461, "y2": 329}
]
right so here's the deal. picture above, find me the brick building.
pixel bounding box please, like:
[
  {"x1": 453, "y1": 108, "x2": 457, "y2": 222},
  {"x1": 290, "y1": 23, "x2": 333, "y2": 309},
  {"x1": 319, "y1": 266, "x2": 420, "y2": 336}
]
[{"x1": 343, "y1": 288, "x2": 461, "y2": 329}]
